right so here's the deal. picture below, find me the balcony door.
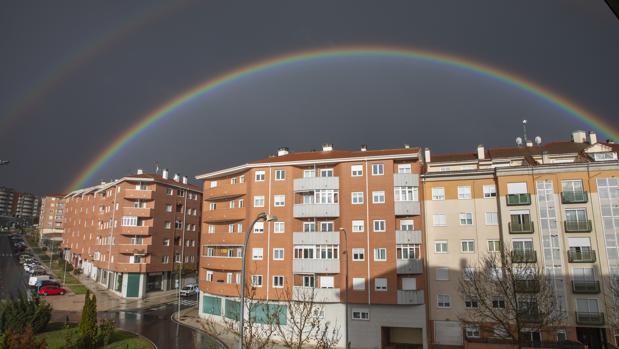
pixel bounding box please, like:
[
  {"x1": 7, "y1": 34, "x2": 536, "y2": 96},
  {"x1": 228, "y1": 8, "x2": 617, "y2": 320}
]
[{"x1": 565, "y1": 208, "x2": 587, "y2": 224}]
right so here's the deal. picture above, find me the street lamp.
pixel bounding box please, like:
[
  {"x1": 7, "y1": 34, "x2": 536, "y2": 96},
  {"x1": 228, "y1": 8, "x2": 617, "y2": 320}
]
[
  {"x1": 239, "y1": 212, "x2": 277, "y2": 349},
  {"x1": 339, "y1": 228, "x2": 350, "y2": 349}
]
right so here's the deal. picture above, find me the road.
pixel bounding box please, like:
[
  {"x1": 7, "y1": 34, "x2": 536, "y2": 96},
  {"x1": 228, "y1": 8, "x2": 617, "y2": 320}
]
[{"x1": 0, "y1": 233, "x2": 28, "y2": 299}]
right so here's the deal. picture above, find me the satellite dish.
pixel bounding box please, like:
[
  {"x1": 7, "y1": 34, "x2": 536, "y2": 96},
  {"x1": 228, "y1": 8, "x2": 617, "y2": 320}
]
[
  {"x1": 516, "y1": 137, "x2": 523, "y2": 146},
  {"x1": 534, "y1": 136, "x2": 542, "y2": 145}
]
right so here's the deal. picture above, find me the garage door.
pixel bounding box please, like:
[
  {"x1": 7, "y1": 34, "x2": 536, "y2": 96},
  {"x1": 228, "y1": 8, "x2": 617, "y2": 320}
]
[{"x1": 434, "y1": 321, "x2": 462, "y2": 345}]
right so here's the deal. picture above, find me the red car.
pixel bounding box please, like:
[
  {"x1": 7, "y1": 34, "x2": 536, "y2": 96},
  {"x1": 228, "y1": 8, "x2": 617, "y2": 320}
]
[{"x1": 37, "y1": 285, "x2": 66, "y2": 296}]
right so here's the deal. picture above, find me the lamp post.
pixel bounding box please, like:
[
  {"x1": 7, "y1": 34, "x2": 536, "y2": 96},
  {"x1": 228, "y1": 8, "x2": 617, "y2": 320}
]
[
  {"x1": 339, "y1": 228, "x2": 350, "y2": 349},
  {"x1": 239, "y1": 212, "x2": 277, "y2": 349}
]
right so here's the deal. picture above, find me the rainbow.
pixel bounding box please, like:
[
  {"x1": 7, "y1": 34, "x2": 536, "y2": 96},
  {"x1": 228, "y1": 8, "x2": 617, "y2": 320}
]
[{"x1": 65, "y1": 45, "x2": 619, "y2": 192}]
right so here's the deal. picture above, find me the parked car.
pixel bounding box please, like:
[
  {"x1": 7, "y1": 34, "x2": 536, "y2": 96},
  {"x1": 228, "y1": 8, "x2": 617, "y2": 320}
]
[
  {"x1": 34, "y1": 280, "x2": 61, "y2": 290},
  {"x1": 29, "y1": 275, "x2": 54, "y2": 287},
  {"x1": 26, "y1": 265, "x2": 46, "y2": 274},
  {"x1": 37, "y1": 286, "x2": 66, "y2": 296},
  {"x1": 180, "y1": 284, "x2": 199, "y2": 297}
]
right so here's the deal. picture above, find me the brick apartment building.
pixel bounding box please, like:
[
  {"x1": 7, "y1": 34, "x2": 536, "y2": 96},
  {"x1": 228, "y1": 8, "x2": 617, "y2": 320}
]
[
  {"x1": 62, "y1": 170, "x2": 202, "y2": 299},
  {"x1": 196, "y1": 144, "x2": 426, "y2": 349},
  {"x1": 0, "y1": 186, "x2": 41, "y2": 226},
  {"x1": 38, "y1": 195, "x2": 65, "y2": 244},
  {"x1": 423, "y1": 131, "x2": 619, "y2": 349}
]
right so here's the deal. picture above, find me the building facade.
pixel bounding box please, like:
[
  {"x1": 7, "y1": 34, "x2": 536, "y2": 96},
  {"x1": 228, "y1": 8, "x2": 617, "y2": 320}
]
[
  {"x1": 62, "y1": 171, "x2": 202, "y2": 299},
  {"x1": 196, "y1": 145, "x2": 427, "y2": 349},
  {"x1": 423, "y1": 131, "x2": 619, "y2": 349},
  {"x1": 0, "y1": 187, "x2": 40, "y2": 226},
  {"x1": 38, "y1": 195, "x2": 66, "y2": 244}
]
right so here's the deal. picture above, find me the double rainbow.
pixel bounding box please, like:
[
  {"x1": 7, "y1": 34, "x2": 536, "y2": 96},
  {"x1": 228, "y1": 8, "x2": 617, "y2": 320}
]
[{"x1": 65, "y1": 45, "x2": 619, "y2": 192}]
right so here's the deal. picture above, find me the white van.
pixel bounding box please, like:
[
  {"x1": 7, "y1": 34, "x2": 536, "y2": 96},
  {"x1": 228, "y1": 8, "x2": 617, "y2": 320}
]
[{"x1": 28, "y1": 275, "x2": 52, "y2": 287}]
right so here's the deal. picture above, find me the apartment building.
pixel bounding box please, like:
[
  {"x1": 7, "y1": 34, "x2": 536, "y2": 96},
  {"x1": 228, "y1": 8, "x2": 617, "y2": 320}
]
[
  {"x1": 0, "y1": 187, "x2": 41, "y2": 226},
  {"x1": 62, "y1": 170, "x2": 202, "y2": 299},
  {"x1": 38, "y1": 195, "x2": 65, "y2": 243},
  {"x1": 423, "y1": 130, "x2": 619, "y2": 349},
  {"x1": 196, "y1": 144, "x2": 426, "y2": 349},
  {"x1": 0, "y1": 186, "x2": 15, "y2": 217}
]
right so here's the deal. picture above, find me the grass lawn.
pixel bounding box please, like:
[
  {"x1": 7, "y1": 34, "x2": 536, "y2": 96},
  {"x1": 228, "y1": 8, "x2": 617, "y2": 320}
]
[{"x1": 37, "y1": 324, "x2": 153, "y2": 349}]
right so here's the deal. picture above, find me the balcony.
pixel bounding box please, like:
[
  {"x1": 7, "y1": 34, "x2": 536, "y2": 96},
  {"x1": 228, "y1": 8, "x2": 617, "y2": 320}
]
[
  {"x1": 509, "y1": 222, "x2": 534, "y2": 234},
  {"x1": 204, "y1": 208, "x2": 245, "y2": 223},
  {"x1": 293, "y1": 231, "x2": 339, "y2": 245},
  {"x1": 561, "y1": 191, "x2": 588, "y2": 204},
  {"x1": 292, "y1": 259, "x2": 339, "y2": 273},
  {"x1": 394, "y1": 201, "x2": 421, "y2": 216},
  {"x1": 393, "y1": 173, "x2": 419, "y2": 187},
  {"x1": 293, "y1": 177, "x2": 339, "y2": 192},
  {"x1": 293, "y1": 204, "x2": 339, "y2": 218},
  {"x1": 564, "y1": 220, "x2": 592, "y2": 233},
  {"x1": 125, "y1": 189, "x2": 153, "y2": 200},
  {"x1": 395, "y1": 230, "x2": 422, "y2": 244},
  {"x1": 123, "y1": 207, "x2": 153, "y2": 218},
  {"x1": 397, "y1": 289, "x2": 424, "y2": 305},
  {"x1": 120, "y1": 226, "x2": 153, "y2": 236},
  {"x1": 514, "y1": 280, "x2": 540, "y2": 293},
  {"x1": 116, "y1": 244, "x2": 150, "y2": 255},
  {"x1": 202, "y1": 256, "x2": 242, "y2": 271},
  {"x1": 575, "y1": 312, "x2": 604, "y2": 326},
  {"x1": 396, "y1": 259, "x2": 423, "y2": 274},
  {"x1": 292, "y1": 286, "x2": 340, "y2": 303},
  {"x1": 518, "y1": 310, "x2": 541, "y2": 323},
  {"x1": 511, "y1": 250, "x2": 537, "y2": 263},
  {"x1": 572, "y1": 280, "x2": 600, "y2": 294},
  {"x1": 568, "y1": 250, "x2": 596, "y2": 263},
  {"x1": 506, "y1": 194, "x2": 531, "y2": 206},
  {"x1": 204, "y1": 183, "x2": 246, "y2": 200}
]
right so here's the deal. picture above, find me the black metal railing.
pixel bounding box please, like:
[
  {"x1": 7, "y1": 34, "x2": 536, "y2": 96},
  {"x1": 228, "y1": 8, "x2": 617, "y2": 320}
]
[
  {"x1": 572, "y1": 280, "x2": 601, "y2": 294},
  {"x1": 564, "y1": 220, "x2": 592, "y2": 233},
  {"x1": 509, "y1": 221, "x2": 534, "y2": 234},
  {"x1": 561, "y1": 191, "x2": 588, "y2": 204},
  {"x1": 567, "y1": 249, "x2": 596, "y2": 263},
  {"x1": 511, "y1": 250, "x2": 537, "y2": 263},
  {"x1": 507, "y1": 193, "x2": 531, "y2": 206}
]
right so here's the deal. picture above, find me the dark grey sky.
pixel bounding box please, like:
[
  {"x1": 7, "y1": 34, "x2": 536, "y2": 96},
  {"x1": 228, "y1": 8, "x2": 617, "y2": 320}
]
[{"x1": 1, "y1": 1, "x2": 618, "y2": 195}]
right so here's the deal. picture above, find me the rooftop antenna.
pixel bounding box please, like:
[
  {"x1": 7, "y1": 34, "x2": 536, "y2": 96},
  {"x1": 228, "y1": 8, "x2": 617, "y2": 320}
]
[
  {"x1": 522, "y1": 119, "x2": 529, "y2": 143},
  {"x1": 154, "y1": 162, "x2": 160, "y2": 174}
]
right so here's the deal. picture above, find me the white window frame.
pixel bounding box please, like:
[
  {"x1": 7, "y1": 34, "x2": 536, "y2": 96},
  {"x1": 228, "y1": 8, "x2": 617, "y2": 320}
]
[
  {"x1": 372, "y1": 191, "x2": 385, "y2": 204},
  {"x1": 351, "y1": 192, "x2": 364, "y2": 205},
  {"x1": 461, "y1": 240, "x2": 475, "y2": 253},
  {"x1": 352, "y1": 220, "x2": 364, "y2": 233},
  {"x1": 273, "y1": 275, "x2": 284, "y2": 288},
  {"x1": 252, "y1": 248, "x2": 263, "y2": 260},
  {"x1": 253, "y1": 196, "x2": 265, "y2": 208},
  {"x1": 274, "y1": 195, "x2": 285, "y2": 207},
  {"x1": 435, "y1": 240, "x2": 448, "y2": 253},
  {"x1": 351, "y1": 308, "x2": 369, "y2": 321},
  {"x1": 458, "y1": 186, "x2": 472, "y2": 200},
  {"x1": 352, "y1": 248, "x2": 365, "y2": 261},
  {"x1": 483, "y1": 185, "x2": 497, "y2": 198},
  {"x1": 373, "y1": 220, "x2": 386, "y2": 232},
  {"x1": 255, "y1": 170, "x2": 265, "y2": 182},
  {"x1": 273, "y1": 248, "x2": 284, "y2": 260},
  {"x1": 351, "y1": 165, "x2": 363, "y2": 177},
  {"x1": 432, "y1": 214, "x2": 447, "y2": 226},
  {"x1": 371, "y1": 163, "x2": 384, "y2": 176},
  {"x1": 485, "y1": 212, "x2": 498, "y2": 225},
  {"x1": 432, "y1": 187, "x2": 445, "y2": 200},
  {"x1": 251, "y1": 275, "x2": 263, "y2": 287},
  {"x1": 374, "y1": 278, "x2": 388, "y2": 291},
  {"x1": 374, "y1": 248, "x2": 387, "y2": 261},
  {"x1": 274, "y1": 169, "x2": 285, "y2": 181},
  {"x1": 352, "y1": 278, "x2": 365, "y2": 290},
  {"x1": 459, "y1": 212, "x2": 473, "y2": 225},
  {"x1": 273, "y1": 221, "x2": 285, "y2": 234},
  {"x1": 437, "y1": 294, "x2": 451, "y2": 308}
]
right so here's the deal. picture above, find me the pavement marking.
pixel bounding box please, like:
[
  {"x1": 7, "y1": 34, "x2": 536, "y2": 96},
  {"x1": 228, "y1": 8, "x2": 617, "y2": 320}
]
[{"x1": 170, "y1": 299, "x2": 198, "y2": 306}]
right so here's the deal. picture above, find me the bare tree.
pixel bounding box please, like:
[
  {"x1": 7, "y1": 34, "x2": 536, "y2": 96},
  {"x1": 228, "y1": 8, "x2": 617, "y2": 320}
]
[
  {"x1": 458, "y1": 246, "x2": 565, "y2": 348},
  {"x1": 274, "y1": 285, "x2": 341, "y2": 349},
  {"x1": 605, "y1": 271, "x2": 619, "y2": 333}
]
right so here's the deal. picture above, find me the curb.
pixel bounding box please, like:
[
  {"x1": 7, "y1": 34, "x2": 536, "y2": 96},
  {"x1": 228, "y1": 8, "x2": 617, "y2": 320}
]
[
  {"x1": 170, "y1": 310, "x2": 228, "y2": 349},
  {"x1": 118, "y1": 329, "x2": 159, "y2": 349}
]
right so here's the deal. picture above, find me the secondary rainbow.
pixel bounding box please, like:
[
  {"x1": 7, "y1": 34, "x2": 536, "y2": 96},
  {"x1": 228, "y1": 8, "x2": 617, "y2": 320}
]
[{"x1": 65, "y1": 45, "x2": 619, "y2": 192}]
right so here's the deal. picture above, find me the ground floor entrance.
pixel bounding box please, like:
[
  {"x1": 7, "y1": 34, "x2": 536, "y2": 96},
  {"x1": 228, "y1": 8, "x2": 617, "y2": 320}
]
[
  {"x1": 381, "y1": 327, "x2": 423, "y2": 349},
  {"x1": 576, "y1": 327, "x2": 606, "y2": 349}
]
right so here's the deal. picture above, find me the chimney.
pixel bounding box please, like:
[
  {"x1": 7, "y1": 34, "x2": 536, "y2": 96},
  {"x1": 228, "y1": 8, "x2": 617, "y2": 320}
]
[
  {"x1": 424, "y1": 148, "x2": 431, "y2": 163},
  {"x1": 173, "y1": 173, "x2": 180, "y2": 182},
  {"x1": 321, "y1": 143, "x2": 333, "y2": 152},
  {"x1": 403, "y1": 144, "x2": 410, "y2": 149},
  {"x1": 572, "y1": 130, "x2": 586, "y2": 143},
  {"x1": 526, "y1": 140, "x2": 534, "y2": 147},
  {"x1": 137, "y1": 169, "x2": 143, "y2": 175},
  {"x1": 608, "y1": 139, "x2": 616, "y2": 144},
  {"x1": 162, "y1": 169, "x2": 169, "y2": 180},
  {"x1": 542, "y1": 151, "x2": 550, "y2": 164},
  {"x1": 182, "y1": 176, "x2": 188, "y2": 184},
  {"x1": 277, "y1": 147, "x2": 289, "y2": 156},
  {"x1": 589, "y1": 131, "x2": 598, "y2": 144},
  {"x1": 360, "y1": 144, "x2": 367, "y2": 152},
  {"x1": 477, "y1": 144, "x2": 485, "y2": 160}
]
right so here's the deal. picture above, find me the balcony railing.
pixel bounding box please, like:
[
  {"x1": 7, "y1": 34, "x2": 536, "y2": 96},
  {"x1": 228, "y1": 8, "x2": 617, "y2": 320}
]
[
  {"x1": 511, "y1": 250, "x2": 537, "y2": 263},
  {"x1": 293, "y1": 177, "x2": 339, "y2": 192},
  {"x1": 564, "y1": 220, "x2": 592, "y2": 233},
  {"x1": 395, "y1": 230, "x2": 422, "y2": 244},
  {"x1": 293, "y1": 231, "x2": 339, "y2": 245},
  {"x1": 394, "y1": 201, "x2": 421, "y2": 216},
  {"x1": 293, "y1": 204, "x2": 339, "y2": 218},
  {"x1": 397, "y1": 289, "x2": 424, "y2": 305},
  {"x1": 572, "y1": 280, "x2": 600, "y2": 294},
  {"x1": 509, "y1": 221, "x2": 534, "y2": 234},
  {"x1": 125, "y1": 189, "x2": 153, "y2": 200},
  {"x1": 292, "y1": 259, "x2": 339, "y2": 273},
  {"x1": 393, "y1": 173, "x2": 419, "y2": 187},
  {"x1": 507, "y1": 193, "x2": 531, "y2": 206},
  {"x1": 292, "y1": 286, "x2": 340, "y2": 303},
  {"x1": 568, "y1": 250, "x2": 596, "y2": 263},
  {"x1": 561, "y1": 191, "x2": 588, "y2": 204},
  {"x1": 514, "y1": 280, "x2": 540, "y2": 293},
  {"x1": 518, "y1": 310, "x2": 541, "y2": 323},
  {"x1": 396, "y1": 259, "x2": 423, "y2": 274},
  {"x1": 575, "y1": 311, "x2": 604, "y2": 326}
]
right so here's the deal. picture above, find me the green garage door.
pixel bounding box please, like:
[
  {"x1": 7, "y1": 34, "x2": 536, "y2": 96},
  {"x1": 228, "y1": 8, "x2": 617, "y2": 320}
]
[
  {"x1": 126, "y1": 273, "x2": 141, "y2": 297},
  {"x1": 250, "y1": 304, "x2": 287, "y2": 325},
  {"x1": 203, "y1": 295, "x2": 222, "y2": 315},
  {"x1": 225, "y1": 299, "x2": 240, "y2": 320}
]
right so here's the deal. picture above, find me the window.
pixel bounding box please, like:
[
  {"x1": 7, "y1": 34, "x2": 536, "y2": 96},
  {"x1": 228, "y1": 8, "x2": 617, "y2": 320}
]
[
  {"x1": 398, "y1": 164, "x2": 412, "y2": 173},
  {"x1": 435, "y1": 241, "x2": 448, "y2": 253},
  {"x1": 593, "y1": 152, "x2": 617, "y2": 161},
  {"x1": 210, "y1": 181, "x2": 217, "y2": 188},
  {"x1": 320, "y1": 168, "x2": 334, "y2": 177},
  {"x1": 273, "y1": 248, "x2": 284, "y2": 260},
  {"x1": 483, "y1": 185, "x2": 497, "y2": 198},
  {"x1": 394, "y1": 186, "x2": 418, "y2": 201},
  {"x1": 374, "y1": 248, "x2": 387, "y2": 261},
  {"x1": 320, "y1": 221, "x2": 334, "y2": 232},
  {"x1": 436, "y1": 267, "x2": 449, "y2": 280},
  {"x1": 275, "y1": 170, "x2": 285, "y2": 180},
  {"x1": 122, "y1": 216, "x2": 138, "y2": 227},
  {"x1": 238, "y1": 199, "x2": 244, "y2": 208},
  {"x1": 302, "y1": 275, "x2": 315, "y2": 287},
  {"x1": 352, "y1": 248, "x2": 365, "y2": 261},
  {"x1": 303, "y1": 222, "x2": 316, "y2": 232},
  {"x1": 230, "y1": 177, "x2": 237, "y2": 184},
  {"x1": 372, "y1": 191, "x2": 385, "y2": 204},
  {"x1": 400, "y1": 220, "x2": 414, "y2": 231},
  {"x1": 239, "y1": 175, "x2": 245, "y2": 183},
  {"x1": 371, "y1": 163, "x2": 384, "y2": 175},
  {"x1": 273, "y1": 276, "x2": 284, "y2": 288},
  {"x1": 351, "y1": 192, "x2": 364, "y2": 204},
  {"x1": 251, "y1": 275, "x2": 263, "y2": 287},
  {"x1": 209, "y1": 203, "x2": 216, "y2": 211},
  {"x1": 165, "y1": 204, "x2": 172, "y2": 212},
  {"x1": 253, "y1": 222, "x2": 264, "y2": 233},
  {"x1": 432, "y1": 214, "x2": 447, "y2": 226},
  {"x1": 465, "y1": 325, "x2": 481, "y2": 338},
  {"x1": 163, "y1": 239, "x2": 170, "y2": 246},
  {"x1": 228, "y1": 224, "x2": 235, "y2": 233},
  {"x1": 255, "y1": 171, "x2": 265, "y2": 181},
  {"x1": 226, "y1": 272, "x2": 233, "y2": 284},
  {"x1": 375, "y1": 278, "x2": 387, "y2": 291},
  {"x1": 459, "y1": 213, "x2": 473, "y2": 225},
  {"x1": 165, "y1": 221, "x2": 172, "y2": 229},
  {"x1": 373, "y1": 220, "x2": 386, "y2": 232},
  {"x1": 314, "y1": 189, "x2": 339, "y2": 204},
  {"x1": 166, "y1": 188, "x2": 174, "y2": 195},
  {"x1": 303, "y1": 169, "x2": 315, "y2": 178},
  {"x1": 207, "y1": 225, "x2": 215, "y2": 234},
  {"x1": 129, "y1": 255, "x2": 142, "y2": 264},
  {"x1": 352, "y1": 278, "x2": 365, "y2": 290},
  {"x1": 396, "y1": 244, "x2": 420, "y2": 259},
  {"x1": 458, "y1": 186, "x2": 472, "y2": 200},
  {"x1": 206, "y1": 271, "x2": 213, "y2": 282},
  {"x1": 229, "y1": 201, "x2": 235, "y2": 209},
  {"x1": 320, "y1": 276, "x2": 334, "y2": 288},
  {"x1": 253, "y1": 196, "x2": 265, "y2": 207},
  {"x1": 565, "y1": 208, "x2": 588, "y2": 224},
  {"x1": 485, "y1": 212, "x2": 498, "y2": 225},
  {"x1": 432, "y1": 187, "x2": 445, "y2": 200},
  {"x1": 488, "y1": 240, "x2": 501, "y2": 252},
  {"x1": 274, "y1": 195, "x2": 285, "y2": 207},
  {"x1": 237, "y1": 223, "x2": 243, "y2": 233},
  {"x1": 437, "y1": 295, "x2": 451, "y2": 308},
  {"x1": 351, "y1": 165, "x2": 363, "y2": 177},
  {"x1": 352, "y1": 309, "x2": 369, "y2": 320},
  {"x1": 461, "y1": 240, "x2": 475, "y2": 253},
  {"x1": 274, "y1": 222, "x2": 285, "y2": 233},
  {"x1": 161, "y1": 256, "x2": 169, "y2": 264},
  {"x1": 465, "y1": 296, "x2": 479, "y2": 309}
]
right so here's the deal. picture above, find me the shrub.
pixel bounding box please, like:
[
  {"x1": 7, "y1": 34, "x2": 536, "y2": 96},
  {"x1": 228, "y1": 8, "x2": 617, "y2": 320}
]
[{"x1": 0, "y1": 297, "x2": 51, "y2": 334}]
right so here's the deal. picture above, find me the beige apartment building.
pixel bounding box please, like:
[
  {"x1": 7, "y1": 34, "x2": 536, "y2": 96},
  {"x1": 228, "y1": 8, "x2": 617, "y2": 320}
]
[
  {"x1": 38, "y1": 195, "x2": 65, "y2": 244},
  {"x1": 423, "y1": 131, "x2": 619, "y2": 349},
  {"x1": 196, "y1": 144, "x2": 427, "y2": 349},
  {"x1": 62, "y1": 170, "x2": 202, "y2": 299}
]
